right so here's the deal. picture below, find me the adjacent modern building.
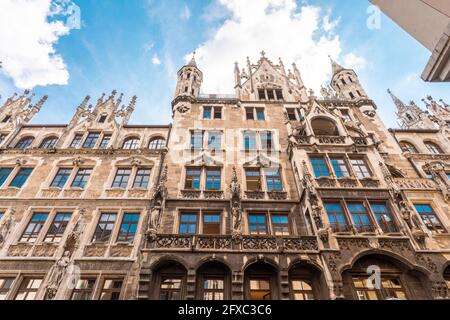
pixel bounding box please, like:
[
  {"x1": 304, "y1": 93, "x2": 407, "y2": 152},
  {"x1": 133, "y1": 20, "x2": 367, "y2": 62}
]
[
  {"x1": 0, "y1": 52, "x2": 449, "y2": 300},
  {"x1": 370, "y1": 0, "x2": 450, "y2": 82}
]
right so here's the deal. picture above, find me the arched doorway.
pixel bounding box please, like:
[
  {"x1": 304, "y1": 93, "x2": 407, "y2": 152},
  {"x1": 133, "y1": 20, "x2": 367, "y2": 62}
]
[
  {"x1": 244, "y1": 261, "x2": 279, "y2": 300},
  {"x1": 196, "y1": 261, "x2": 231, "y2": 300},
  {"x1": 288, "y1": 262, "x2": 325, "y2": 300},
  {"x1": 153, "y1": 260, "x2": 187, "y2": 300},
  {"x1": 342, "y1": 254, "x2": 430, "y2": 300}
]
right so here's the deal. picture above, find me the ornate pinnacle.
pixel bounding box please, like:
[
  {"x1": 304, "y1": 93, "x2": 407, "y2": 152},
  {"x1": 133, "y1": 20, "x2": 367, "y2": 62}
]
[
  {"x1": 34, "y1": 95, "x2": 48, "y2": 110},
  {"x1": 116, "y1": 93, "x2": 124, "y2": 107},
  {"x1": 78, "y1": 96, "x2": 90, "y2": 109},
  {"x1": 230, "y1": 166, "x2": 241, "y2": 199},
  {"x1": 127, "y1": 95, "x2": 137, "y2": 110},
  {"x1": 97, "y1": 93, "x2": 105, "y2": 105},
  {"x1": 108, "y1": 90, "x2": 117, "y2": 101}
]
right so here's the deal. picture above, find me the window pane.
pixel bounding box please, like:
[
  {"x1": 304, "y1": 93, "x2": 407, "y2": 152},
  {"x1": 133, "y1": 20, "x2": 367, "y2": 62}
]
[
  {"x1": 311, "y1": 158, "x2": 329, "y2": 178},
  {"x1": 324, "y1": 203, "x2": 350, "y2": 232},
  {"x1": 0, "y1": 168, "x2": 13, "y2": 187},
  {"x1": 10, "y1": 168, "x2": 33, "y2": 188},
  {"x1": 133, "y1": 168, "x2": 151, "y2": 188},
  {"x1": 14, "y1": 278, "x2": 43, "y2": 300},
  {"x1": 112, "y1": 168, "x2": 132, "y2": 189},
  {"x1": 99, "y1": 135, "x2": 112, "y2": 149},
  {"x1": 20, "y1": 213, "x2": 49, "y2": 243},
  {"x1": 71, "y1": 168, "x2": 92, "y2": 189},
  {"x1": 180, "y1": 213, "x2": 197, "y2": 235},
  {"x1": 206, "y1": 169, "x2": 221, "y2": 190},
  {"x1": 248, "y1": 213, "x2": 267, "y2": 235},
  {"x1": 246, "y1": 169, "x2": 261, "y2": 191},
  {"x1": 117, "y1": 213, "x2": 140, "y2": 242},
  {"x1": 83, "y1": 132, "x2": 100, "y2": 148},
  {"x1": 100, "y1": 279, "x2": 123, "y2": 300},
  {"x1": 44, "y1": 213, "x2": 72, "y2": 243},
  {"x1": 93, "y1": 213, "x2": 117, "y2": 243},
  {"x1": 185, "y1": 168, "x2": 201, "y2": 190},
  {"x1": 71, "y1": 279, "x2": 96, "y2": 300},
  {"x1": 330, "y1": 158, "x2": 350, "y2": 178},
  {"x1": 51, "y1": 168, "x2": 72, "y2": 188}
]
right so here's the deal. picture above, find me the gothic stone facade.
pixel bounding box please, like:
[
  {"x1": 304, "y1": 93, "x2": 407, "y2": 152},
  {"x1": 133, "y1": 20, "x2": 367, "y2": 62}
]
[{"x1": 0, "y1": 53, "x2": 449, "y2": 300}]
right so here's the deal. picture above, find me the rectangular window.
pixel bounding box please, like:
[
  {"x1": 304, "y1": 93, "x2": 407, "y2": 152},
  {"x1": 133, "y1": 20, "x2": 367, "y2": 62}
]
[
  {"x1": 0, "y1": 168, "x2": 13, "y2": 187},
  {"x1": 206, "y1": 169, "x2": 221, "y2": 190},
  {"x1": 14, "y1": 278, "x2": 43, "y2": 300},
  {"x1": 179, "y1": 213, "x2": 198, "y2": 235},
  {"x1": 203, "y1": 106, "x2": 212, "y2": 120},
  {"x1": 99, "y1": 134, "x2": 112, "y2": 149},
  {"x1": 310, "y1": 157, "x2": 330, "y2": 178},
  {"x1": 213, "y1": 107, "x2": 222, "y2": 120},
  {"x1": 246, "y1": 108, "x2": 255, "y2": 120},
  {"x1": 44, "y1": 213, "x2": 72, "y2": 243},
  {"x1": 0, "y1": 278, "x2": 14, "y2": 300},
  {"x1": 9, "y1": 168, "x2": 33, "y2": 188},
  {"x1": 353, "y1": 278, "x2": 378, "y2": 300},
  {"x1": 71, "y1": 278, "x2": 96, "y2": 300},
  {"x1": 83, "y1": 132, "x2": 100, "y2": 149},
  {"x1": 267, "y1": 89, "x2": 275, "y2": 100},
  {"x1": 271, "y1": 215, "x2": 289, "y2": 236},
  {"x1": 248, "y1": 213, "x2": 268, "y2": 235},
  {"x1": 370, "y1": 203, "x2": 397, "y2": 233},
  {"x1": 99, "y1": 279, "x2": 123, "y2": 300},
  {"x1": 275, "y1": 89, "x2": 284, "y2": 101},
  {"x1": 265, "y1": 169, "x2": 283, "y2": 191},
  {"x1": 203, "y1": 213, "x2": 221, "y2": 235},
  {"x1": 133, "y1": 168, "x2": 151, "y2": 189},
  {"x1": 185, "y1": 168, "x2": 201, "y2": 190},
  {"x1": 191, "y1": 131, "x2": 204, "y2": 149},
  {"x1": 70, "y1": 134, "x2": 83, "y2": 148},
  {"x1": 258, "y1": 89, "x2": 266, "y2": 100},
  {"x1": 348, "y1": 202, "x2": 374, "y2": 233},
  {"x1": 330, "y1": 158, "x2": 350, "y2": 178},
  {"x1": 93, "y1": 213, "x2": 117, "y2": 243},
  {"x1": 350, "y1": 159, "x2": 371, "y2": 179},
  {"x1": 71, "y1": 168, "x2": 92, "y2": 189},
  {"x1": 353, "y1": 277, "x2": 407, "y2": 300},
  {"x1": 256, "y1": 108, "x2": 265, "y2": 121},
  {"x1": 112, "y1": 168, "x2": 132, "y2": 189},
  {"x1": 324, "y1": 203, "x2": 350, "y2": 232},
  {"x1": 20, "y1": 213, "x2": 48, "y2": 243},
  {"x1": 208, "y1": 131, "x2": 222, "y2": 150},
  {"x1": 249, "y1": 278, "x2": 271, "y2": 300},
  {"x1": 246, "y1": 169, "x2": 261, "y2": 191},
  {"x1": 0, "y1": 212, "x2": 3, "y2": 221},
  {"x1": 414, "y1": 204, "x2": 445, "y2": 233},
  {"x1": 260, "y1": 131, "x2": 273, "y2": 150},
  {"x1": 286, "y1": 108, "x2": 297, "y2": 121},
  {"x1": 117, "y1": 213, "x2": 140, "y2": 242},
  {"x1": 50, "y1": 168, "x2": 72, "y2": 188},
  {"x1": 244, "y1": 131, "x2": 257, "y2": 151},
  {"x1": 447, "y1": 173, "x2": 450, "y2": 181},
  {"x1": 159, "y1": 277, "x2": 183, "y2": 300},
  {"x1": 203, "y1": 278, "x2": 224, "y2": 300}
]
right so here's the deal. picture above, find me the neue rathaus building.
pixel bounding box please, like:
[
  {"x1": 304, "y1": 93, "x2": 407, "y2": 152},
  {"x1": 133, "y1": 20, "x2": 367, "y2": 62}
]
[{"x1": 0, "y1": 52, "x2": 449, "y2": 301}]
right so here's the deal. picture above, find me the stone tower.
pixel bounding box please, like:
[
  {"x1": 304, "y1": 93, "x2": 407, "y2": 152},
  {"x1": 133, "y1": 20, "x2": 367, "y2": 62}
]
[
  {"x1": 174, "y1": 52, "x2": 203, "y2": 99},
  {"x1": 329, "y1": 57, "x2": 368, "y2": 101}
]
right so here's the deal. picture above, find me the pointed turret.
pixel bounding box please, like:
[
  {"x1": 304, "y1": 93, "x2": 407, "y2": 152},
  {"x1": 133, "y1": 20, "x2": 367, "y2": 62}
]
[
  {"x1": 329, "y1": 56, "x2": 345, "y2": 75},
  {"x1": 388, "y1": 89, "x2": 407, "y2": 113},
  {"x1": 174, "y1": 51, "x2": 203, "y2": 99},
  {"x1": 329, "y1": 56, "x2": 368, "y2": 101}
]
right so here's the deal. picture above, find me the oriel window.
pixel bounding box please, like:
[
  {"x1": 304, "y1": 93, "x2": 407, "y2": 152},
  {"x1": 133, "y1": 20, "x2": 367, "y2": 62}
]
[
  {"x1": 324, "y1": 203, "x2": 351, "y2": 232},
  {"x1": 330, "y1": 158, "x2": 350, "y2": 178},
  {"x1": 347, "y1": 202, "x2": 374, "y2": 233},
  {"x1": 350, "y1": 158, "x2": 371, "y2": 179},
  {"x1": 370, "y1": 203, "x2": 397, "y2": 233},
  {"x1": 271, "y1": 215, "x2": 290, "y2": 236},
  {"x1": 310, "y1": 157, "x2": 330, "y2": 178}
]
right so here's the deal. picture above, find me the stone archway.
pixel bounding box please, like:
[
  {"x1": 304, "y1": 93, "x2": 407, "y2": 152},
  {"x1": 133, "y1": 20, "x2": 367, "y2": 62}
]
[
  {"x1": 195, "y1": 260, "x2": 231, "y2": 300},
  {"x1": 288, "y1": 261, "x2": 327, "y2": 300},
  {"x1": 244, "y1": 261, "x2": 279, "y2": 300},
  {"x1": 151, "y1": 260, "x2": 188, "y2": 300}
]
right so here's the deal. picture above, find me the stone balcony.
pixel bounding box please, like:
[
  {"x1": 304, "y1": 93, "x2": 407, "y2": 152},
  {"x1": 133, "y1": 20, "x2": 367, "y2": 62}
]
[{"x1": 147, "y1": 234, "x2": 319, "y2": 253}]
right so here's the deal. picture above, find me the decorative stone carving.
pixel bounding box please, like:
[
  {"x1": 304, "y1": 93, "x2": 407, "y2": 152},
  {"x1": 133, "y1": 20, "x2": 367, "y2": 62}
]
[
  {"x1": 415, "y1": 253, "x2": 438, "y2": 274},
  {"x1": 196, "y1": 236, "x2": 232, "y2": 250},
  {"x1": 267, "y1": 190, "x2": 287, "y2": 200},
  {"x1": 44, "y1": 251, "x2": 71, "y2": 299},
  {"x1": 153, "y1": 235, "x2": 191, "y2": 249},
  {"x1": 337, "y1": 178, "x2": 358, "y2": 188},
  {"x1": 32, "y1": 243, "x2": 58, "y2": 257},
  {"x1": 0, "y1": 215, "x2": 14, "y2": 244},
  {"x1": 245, "y1": 190, "x2": 265, "y2": 200},
  {"x1": 337, "y1": 237, "x2": 370, "y2": 250},
  {"x1": 110, "y1": 245, "x2": 133, "y2": 258},
  {"x1": 84, "y1": 244, "x2": 107, "y2": 257},
  {"x1": 180, "y1": 190, "x2": 202, "y2": 199},
  {"x1": 378, "y1": 238, "x2": 412, "y2": 252},
  {"x1": 282, "y1": 237, "x2": 318, "y2": 251},
  {"x1": 316, "y1": 177, "x2": 337, "y2": 188},
  {"x1": 317, "y1": 136, "x2": 346, "y2": 144},
  {"x1": 203, "y1": 190, "x2": 224, "y2": 199},
  {"x1": 241, "y1": 236, "x2": 277, "y2": 251},
  {"x1": 8, "y1": 243, "x2": 32, "y2": 257}
]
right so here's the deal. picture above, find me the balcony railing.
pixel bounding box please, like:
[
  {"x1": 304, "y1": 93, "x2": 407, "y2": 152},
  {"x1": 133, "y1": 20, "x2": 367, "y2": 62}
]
[{"x1": 147, "y1": 234, "x2": 319, "y2": 252}]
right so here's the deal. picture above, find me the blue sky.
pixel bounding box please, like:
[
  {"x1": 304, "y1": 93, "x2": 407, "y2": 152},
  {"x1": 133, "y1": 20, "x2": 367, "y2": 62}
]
[{"x1": 0, "y1": 0, "x2": 448, "y2": 128}]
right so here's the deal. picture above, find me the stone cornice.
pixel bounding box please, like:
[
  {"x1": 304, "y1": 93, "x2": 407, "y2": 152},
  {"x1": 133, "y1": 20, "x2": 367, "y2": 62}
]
[{"x1": 0, "y1": 147, "x2": 167, "y2": 157}]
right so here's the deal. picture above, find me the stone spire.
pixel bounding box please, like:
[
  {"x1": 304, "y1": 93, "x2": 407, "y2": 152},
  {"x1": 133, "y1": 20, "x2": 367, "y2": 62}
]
[
  {"x1": 329, "y1": 56, "x2": 345, "y2": 75},
  {"x1": 187, "y1": 51, "x2": 197, "y2": 68},
  {"x1": 388, "y1": 89, "x2": 407, "y2": 113}
]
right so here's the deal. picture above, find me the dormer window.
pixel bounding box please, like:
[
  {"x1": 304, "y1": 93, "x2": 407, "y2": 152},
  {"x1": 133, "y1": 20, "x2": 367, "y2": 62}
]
[{"x1": 258, "y1": 89, "x2": 284, "y2": 101}]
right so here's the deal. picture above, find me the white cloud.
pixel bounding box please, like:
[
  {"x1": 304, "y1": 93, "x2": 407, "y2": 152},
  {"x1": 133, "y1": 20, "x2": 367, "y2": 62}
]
[
  {"x1": 152, "y1": 54, "x2": 162, "y2": 65},
  {"x1": 190, "y1": 0, "x2": 364, "y2": 94},
  {"x1": 343, "y1": 53, "x2": 367, "y2": 71},
  {"x1": 180, "y1": 3, "x2": 191, "y2": 20},
  {"x1": 0, "y1": 0, "x2": 78, "y2": 89}
]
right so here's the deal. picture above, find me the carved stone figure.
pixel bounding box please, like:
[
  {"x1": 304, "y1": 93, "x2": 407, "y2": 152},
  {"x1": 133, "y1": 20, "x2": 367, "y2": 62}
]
[
  {"x1": 45, "y1": 251, "x2": 71, "y2": 299},
  {"x1": 0, "y1": 215, "x2": 14, "y2": 244}
]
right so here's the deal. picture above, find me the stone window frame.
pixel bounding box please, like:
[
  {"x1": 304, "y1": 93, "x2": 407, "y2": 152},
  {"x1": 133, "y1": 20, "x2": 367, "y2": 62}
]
[
  {"x1": 45, "y1": 159, "x2": 96, "y2": 192},
  {"x1": 106, "y1": 159, "x2": 154, "y2": 192},
  {"x1": 182, "y1": 165, "x2": 224, "y2": 192},
  {"x1": 243, "y1": 106, "x2": 267, "y2": 122},
  {"x1": 174, "y1": 208, "x2": 225, "y2": 236},
  {"x1": 243, "y1": 210, "x2": 293, "y2": 236},
  {"x1": 241, "y1": 129, "x2": 279, "y2": 152},
  {"x1": 6, "y1": 274, "x2": 46, "y2": 301},
  {"x1": 322, "y1": 198, "x2": 400, "y2": 236},
  {"x1": 412, "y1": 202, "x2": 447, "y2": 235},
  {"x1": 68, "y1": 273, "x2": 126, "y2": 301},
  {"x1": 13, "y1": 135, "x2": 35, "y2": 149},
  {"x1": 38, "y1": 135, "x2": 59, "y2": 149},
  {"x1": 349, "y1": 272, "x2": 409, "y2": 301},
  {"x1": 201, "y1": 105, "x2": 225, "y2": 121},
  {"x1": 66, "y1": 131, "x2": 113, "y2": 150},
  {"x1": 122, "y1": 136, "x2": 142, "y2": 150},
  {"x1": 243, "y1": 164, "x2": 286, "y2": 193},
  {"x1": 88, "y1": 208, "x2": 143, "y2": 245},
  {"x1": 13, "y1": 207, "x2": 76, "y2": 246},
  {"x1": 285, "y1": 107, "x2": 304, "y2": 122}
]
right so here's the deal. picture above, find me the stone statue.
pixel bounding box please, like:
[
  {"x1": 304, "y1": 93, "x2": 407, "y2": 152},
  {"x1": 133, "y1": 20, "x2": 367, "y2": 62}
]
[
  {"x1": 45, "y1": 251, "x2": 71, "y2": 299},
  {"x1": 149, "y1": 199, "x2": 162, "y2": 231},
  {"x1": 232, "y1": 201, "x2": 242, "y2": 232},
  {"x1": 0, "y1": 215, "x2": 14, "y2": 244}
]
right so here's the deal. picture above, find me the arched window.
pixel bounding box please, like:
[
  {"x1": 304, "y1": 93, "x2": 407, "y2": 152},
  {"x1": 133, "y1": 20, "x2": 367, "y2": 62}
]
[
  {"x1": 149, "y1": 137, "x2": 166, "y2": 150},
  {"x1": 15, "y1": 136, "x2": 34, "y2": 149},
  {"x1": 399, "y1": 141, "x2": 418, "y2": 154},
  {"x1": 424, "y1": 142, "x2": 443, "y2": 155},
  {"x1": 122, "y1": 137, "x2": 140, "y2": 150},
  {"x1": 311, "y1": 118, "x2": 339, "y2": 136},
  {"x1": 39, "y1": 136, "x2": 58, "y2": 149}
]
